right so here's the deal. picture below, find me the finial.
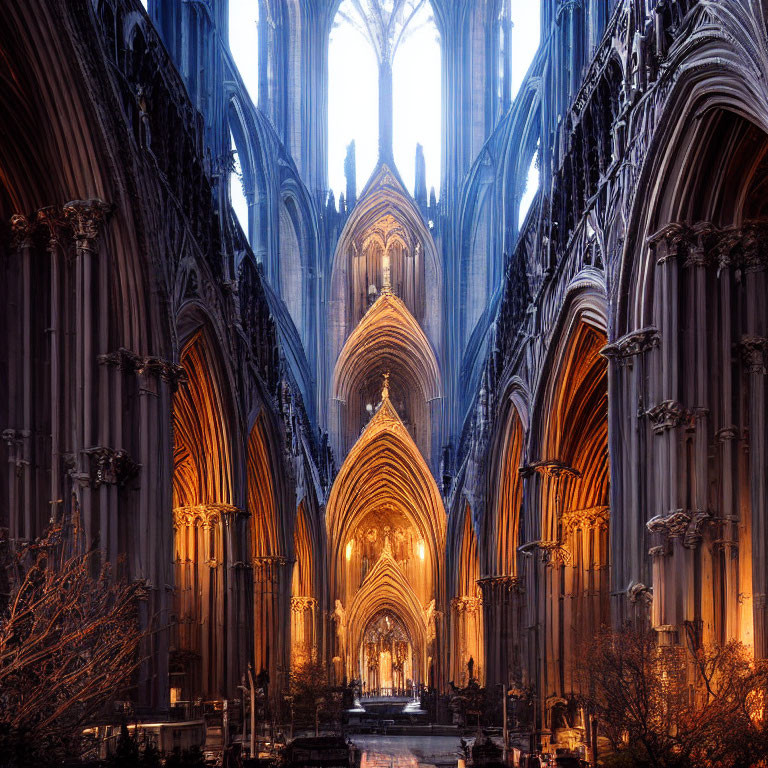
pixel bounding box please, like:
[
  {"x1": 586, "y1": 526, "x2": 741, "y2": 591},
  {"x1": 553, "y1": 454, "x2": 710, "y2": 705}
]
[{"x1": 381, "y1": 371, "x2": 390, "y2": 401}]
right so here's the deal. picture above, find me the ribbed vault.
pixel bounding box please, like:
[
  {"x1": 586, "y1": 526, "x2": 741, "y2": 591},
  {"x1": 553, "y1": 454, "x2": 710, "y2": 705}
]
[
  {"x1": 326, "y1": 387, "x2": 446, "y2": 684},
  {"x1": 347, "y1": 541, "x2": 429, "y2": 682},
  {"x1": 332, "y1": 291, "x2": 441, "y2": 460},
  {"x1": 173, "y1": 329, "x2": 234, "y2": 508},
  {"x1": 326, "y1": 392, "x2": 445, "y2": 591}
]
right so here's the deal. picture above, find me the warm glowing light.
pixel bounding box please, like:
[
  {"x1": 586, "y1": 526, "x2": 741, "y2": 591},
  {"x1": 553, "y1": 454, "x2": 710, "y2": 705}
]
[
  {"x1": 417, "y1": 540, "x2": 425, "y2": 561},
  {"x1": 346, "y1": 540, "x2": 354, "y2": 561},
  {"x1": 170, "y1": 686, "x2": 181, "y2": 706}
]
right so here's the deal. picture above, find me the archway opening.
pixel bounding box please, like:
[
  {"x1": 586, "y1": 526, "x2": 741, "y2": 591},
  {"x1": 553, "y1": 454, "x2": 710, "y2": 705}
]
[
  {"x1": 360, "y1": 610, "x2": 414, "y2": 697},
  {"x1": 450, "y1": 504, "x2": 484, "y2": 687},
  {"x1": 326, "y1": 390, "x2": 445, "y2": 690},
  {"x1": 538, "y1": 316, "x2": 608, "y2": 739},
  {"x1": 172, "y1": 328, "x2": 235, "y2": 701}
]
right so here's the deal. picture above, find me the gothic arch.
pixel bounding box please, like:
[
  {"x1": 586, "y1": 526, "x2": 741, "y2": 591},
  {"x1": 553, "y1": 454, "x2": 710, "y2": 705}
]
[
  {"x1": 331, "y1": 292, "x2": 442, "y2": 462},
  {"x1": 617, "y1": 66, "x2": 768, "y2": 653},
  {"x1": 448, "y1": 503, "x2": 484, "y2": 685},
  {"x1": 326, "y1": 391, "x2": 446, "y2": 684},
  {"x1": 328, "y1": 163, "x2": 442, "y2": 359},
  {"x1": 172, "y1": 320, "x2": 239, "y2": 700}
]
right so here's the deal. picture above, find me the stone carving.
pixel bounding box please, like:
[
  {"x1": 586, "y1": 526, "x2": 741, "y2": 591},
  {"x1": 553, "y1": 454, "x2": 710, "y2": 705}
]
[
  {"x1": 82, "y1": 446, "x2": 140, "y2": 488},
  {"x1": 62, "y1": 199, "x2": 111, "y2": 253},
  {"x1": 560, "y1": 505, "x2": 610, "y2": 534},
  {"x1": 98, "y1": 347, "x2": 187, "y2": 388},
  {"x1": 646, "y1": 400, "x2": 689, "y2": 434},
  {"x1": 627, "y1": 582, "x2": 653, "y2": 604},
  {"x1": 740, "y1": 336, "x2": 768, "y2": 375},
  {"x1": 601, "y1": 327, "x2": 660, "y2": 361}
]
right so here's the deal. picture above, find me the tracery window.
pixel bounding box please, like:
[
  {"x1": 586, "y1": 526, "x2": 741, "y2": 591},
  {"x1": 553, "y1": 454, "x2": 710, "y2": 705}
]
[{"x1": 328, "y1": 0, "x2": 440, "y2": 199}]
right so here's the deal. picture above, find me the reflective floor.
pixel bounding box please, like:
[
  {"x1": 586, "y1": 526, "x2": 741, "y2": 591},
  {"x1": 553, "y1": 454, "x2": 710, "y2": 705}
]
[{"x1": 352, "y1": 735, "x2": 465, "y2": 768}]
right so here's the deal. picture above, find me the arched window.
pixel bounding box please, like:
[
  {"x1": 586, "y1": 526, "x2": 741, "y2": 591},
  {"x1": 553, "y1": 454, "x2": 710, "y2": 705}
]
[
  {"x1": 328, "y1": 5, "x2": 378, "y2": 198},
  {"x1": 328, "y1": 1, "x2": 441, "y2": 199},
  {"x1": 392, "y1": 5, "x2": 440, "y2": 195},
  {"x1": 518, "y1": 147, "x2": 539, "y2": 228},
  {"x1": 228, "y1": 0, "x2": 259, "y2": 105},
  {"x1": 509, "y1": 1, "x2": 540, "y2": 99},
  {"x1": 229, "y1": 131, "x2": 249, "y2": 234}
]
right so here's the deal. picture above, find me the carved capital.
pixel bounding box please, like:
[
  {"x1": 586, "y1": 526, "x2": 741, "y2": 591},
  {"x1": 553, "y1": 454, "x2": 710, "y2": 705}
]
[
  {"x1": 82, "y1": 446, "x2": 140, "y2": 488},
  {"x1": 291, "y1": 596, "x2": 318, "y2": 613},
  {"x1": 36, "y1": 206, "x2": 65, "y2": 250},
  {"x1": 740, "y1": 336, "x2": 768, "y2": 375},
  {"x1": 716, "y1": 425, "x2": 739, "y2": 442},
  {"x1": 647, "y1": 509, "x2": 691, "y2": 538},
  {"x1": 601, "y1": 327, "x2": 660, "y2": 361},
  {"x1": 646, "y1": 400, "x2": 690, "y2": 434},
  {"x1": 172, "y1": 503, "x2": 241, "y2": 530},
  {"x1": 10, "y1": 214, "x2": 34, "y2": 249},
  {"x1": 98, "y1": 348, "x2": 187, "y2": 389},
  {"x1": 627, "y1": 581, "x2": 653, "y2": 605},
  {"x1": 451, "y1": 595, "x2": 483, "y2": 614},
  {"x1": 560, "y1": 505, "x2": 609, "y2": 534},
  {"x1": 476, "y1": 575, "x2": 524, "y2": 598},
  {"x1": 521, "y1": 459, "x2": 581, "y2": 480},
  {"x1": 647, "y1": 508, "x2": 711, "y2": 548},
  {"x1": 62, "y1": 199, "x2": 111, "y2": 253}
]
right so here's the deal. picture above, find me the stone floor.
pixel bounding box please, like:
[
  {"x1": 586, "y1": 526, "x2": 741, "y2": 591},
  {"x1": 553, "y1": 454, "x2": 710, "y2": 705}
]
[{"x1": 350, "y1": 734, "x2": 465, "y2": 768}]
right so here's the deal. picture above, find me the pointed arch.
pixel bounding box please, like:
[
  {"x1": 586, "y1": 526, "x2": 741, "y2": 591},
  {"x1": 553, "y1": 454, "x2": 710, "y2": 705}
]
[
  {"x1": 347, "y1": 545, "x2": 429, "y2": 683},
  {"x1": 449, "y1": 504, "x2": 484, "y2": 685},
  {"x1": 326, "y1": 395, "x2": 446, "y2": 594},
  {"x1": 246, "y1": 412, "x2": 280, "y2": 558},
  {"x1": 332, "y1": 292, "x2": 442, "y2": 461},
  {"x1": 326, "y1": 393, "x2": 446, "y2": 684},
  {"x1": 483, "y1": 403, "x2": 525, "y2": 577},
  {"x1": 531, "y1": 295, "x2": 609, "y2": 699}
]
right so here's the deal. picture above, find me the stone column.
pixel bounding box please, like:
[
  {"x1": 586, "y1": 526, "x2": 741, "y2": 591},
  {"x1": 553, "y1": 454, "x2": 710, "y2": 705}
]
[
  {"x1": 62, "y1": 199, "x2": 111, "y2": 544},
  {"x1": 37, "y1": 207, "x2": 65, "y2": 525}
]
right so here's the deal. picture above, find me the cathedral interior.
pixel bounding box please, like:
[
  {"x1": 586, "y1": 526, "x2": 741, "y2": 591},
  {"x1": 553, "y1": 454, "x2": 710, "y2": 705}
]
[{"x1": 2, "y1": 0, "x2": 768, "y2": 762}]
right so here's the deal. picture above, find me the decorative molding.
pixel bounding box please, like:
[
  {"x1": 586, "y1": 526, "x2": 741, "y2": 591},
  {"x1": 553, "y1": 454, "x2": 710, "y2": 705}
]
[
  {"x1": 646, "y1": 508, "x2": 711, "y2": 548},
  {"x1": 99, "y1": 347, "x2": 187, "y2": 388},
  {"x1": 601, "y1": 327, "x2": 660, "y2": 361},
  {"x1": 740, "y1": 336, "x2": 768, "y2": 375},
  {"x1": 519, "y1": 539, "x2": 572, "y2": 567},
  {"x1": 520, "y1": 459, "x2": 581, "y2": 480},
  {"x1": 627, "y1": 582, "x2": 653, "y2": 604},
  {"x1": 173, "y1": 504, "x2": 243, "y2": 530},
  {"x1": 62, "y1": 199, "x2": 111, "y2": 253},
  {"x1": 560, "y1": 505, "x2": 610, "y2": 533},
  {"x1": 81, "y1": 446, "x2": 140, "y2": 488},
  {"x1": 451, "y1": 595, "x2": 483, "y2": 613},
  {"x1": 646, "y1": 400, "x2": 689, "y2": 434},
  {"x1": 476, "y1": 575, "x2": 524, "y2": 596},
  {"x1": 291, "y1": 596, "x2": 318, "y2": 613}
]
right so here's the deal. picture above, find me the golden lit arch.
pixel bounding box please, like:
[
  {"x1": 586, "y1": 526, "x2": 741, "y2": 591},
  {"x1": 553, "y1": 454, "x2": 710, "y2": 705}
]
[
  {"x1": 535, "y1": 307, "x2": 609, "y2": 697},
  {"x1": 483, "y1": 403, "x2": 525, "y2": 576},
  {"x1": 449, "y1": 504, "x2": 484, "y2": 685},
  {"x1": 291, "y1": 501, "x2": 317, "y2": 667},
  {"x1": 326, "y1": 392, "x2": 446, "y2": 594},
  {"x1": 332, "y1": 292, "x2": 442, "y2": 461},
  {"x1": 246, "y1": 413, "x2": 280, "y2": 558},
  {"x1": 173, "y1": 329, "x2": 234, "y2": 508},
  {"x1": 172, "y1": 326, "x2": 236, "y2": 699},
  {"x1": 346, "y1": 541, "x2": 429, "y2": 682}
]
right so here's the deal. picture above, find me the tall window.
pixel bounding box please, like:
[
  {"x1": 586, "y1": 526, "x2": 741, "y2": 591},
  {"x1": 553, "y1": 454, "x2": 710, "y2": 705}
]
[
  {"x1": 518, "y1": 147, "x2": 539, "y2": 229},
  {"x1": 328, "y1": 1, "x2": 441, "y2": 200},
  {"x1": 229, "y1": 0, "x2": 259, "y2": 106},
  {"x1": 230, "y1": 132, "x2": 249, "y2": 235},
  {"x1": 510, "y1": 0, "x2": 540, "y2": 99}
]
